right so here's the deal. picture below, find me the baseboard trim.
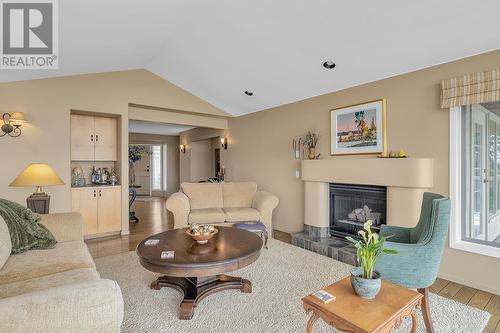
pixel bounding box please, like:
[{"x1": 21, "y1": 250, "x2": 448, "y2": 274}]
[{"x1": 438, "y1": 272, "x2": 500, "y2": 296}]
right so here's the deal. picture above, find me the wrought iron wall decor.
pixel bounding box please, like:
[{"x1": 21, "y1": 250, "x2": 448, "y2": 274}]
[{"x1": 1, "y1": 112, "x2": 25, "y2": 137}]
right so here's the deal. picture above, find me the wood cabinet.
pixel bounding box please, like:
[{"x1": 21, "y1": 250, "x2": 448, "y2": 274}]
[
  {"x1": 71, "y1": 114, "x2": 117, "y2": 161},
  {"x1": 70, "y1": 115, "x2": 95, "y2": 161},
  {"x1": 71, "y1": 188, "x2": 98, "y2": 235},
  {"x1": 96, "y1": 187, "x2": 122, "y2": 233},
  {"x1": 71, "y1": 186, "x2": 122, "y2": 237},
  {"x1": 94, "y1": 117, "x2": 117, "y2": 161}
]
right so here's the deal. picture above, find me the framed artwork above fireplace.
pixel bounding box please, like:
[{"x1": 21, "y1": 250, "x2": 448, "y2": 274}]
[{"x1": 330, "y1": 99, "x2": 387, "y2": 155}]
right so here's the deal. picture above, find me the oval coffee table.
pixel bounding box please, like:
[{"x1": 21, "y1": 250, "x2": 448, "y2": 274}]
[{"x1": 136, "y1": 226, "x2": 262, "y2": 320}]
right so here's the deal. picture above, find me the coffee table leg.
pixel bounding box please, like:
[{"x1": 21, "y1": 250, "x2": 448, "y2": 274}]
[
  {"x1": 306, "y1": 311, "x2": 319, "y2": 333},
  {"x1": 410, "y1": 311, "x2": 418, "y2": 333},
  {"x1": 150, "y1": 274, "x2": 252, "y2": 320}
]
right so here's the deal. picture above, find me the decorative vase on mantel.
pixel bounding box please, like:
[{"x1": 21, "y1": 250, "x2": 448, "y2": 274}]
[{"x1": 308, "y1": 148, "x2": 316, "y2": 160}]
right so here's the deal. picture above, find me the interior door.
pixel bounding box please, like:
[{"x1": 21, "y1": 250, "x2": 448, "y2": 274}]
[
  {"x1": 70, "y1": 114, "x2": 94, "y2": 161},
  {"x1": 71, "y1": 188, "x2": 98, "y2": 235},
  {"x1": 132, "y1": 145, "x2": 152, "y2": 196},
  {"x1": 97, "y1": 187, "x2": 122, "y2": 233},
  {"x1": 94, "y1": 117, "x2": 117, "y2": 161}
]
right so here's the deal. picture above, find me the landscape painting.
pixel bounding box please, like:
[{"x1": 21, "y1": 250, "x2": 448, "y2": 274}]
[{"x1": 330, "y1": 99, "x2": 386, "y2": 155}]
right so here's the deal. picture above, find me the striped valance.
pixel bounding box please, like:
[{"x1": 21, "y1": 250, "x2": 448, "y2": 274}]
[{"x1": 440, "y1": 68, "x2": 500, "y2": 108}]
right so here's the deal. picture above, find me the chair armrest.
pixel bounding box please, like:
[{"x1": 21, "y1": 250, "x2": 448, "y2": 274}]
[
  {"x1": 252, "y1": 191, "x2": 279, "y2": 234},
  {"x1": 375, "y1": 241, "x2": 440, "y2": 288},
  {"x1": 0, "y1": 279, "x2": 124, "y2": 333},
  {"x1": 379, "y1": 225, "x2": 411, "y2": 243},
  {"x1": 166, "y1": 192, "x2": 190, "y2": 229},
  {"x1": 39, "y1": 212, "x2": 83, "y2": 242}
]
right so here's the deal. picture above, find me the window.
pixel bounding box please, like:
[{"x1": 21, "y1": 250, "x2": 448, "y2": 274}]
[
  {"x1": 151, "y1": 145, "x2": 167, "y2": 191},
  {"x1": 451, "y1": 103, "x2": 500, "y2": 258}
]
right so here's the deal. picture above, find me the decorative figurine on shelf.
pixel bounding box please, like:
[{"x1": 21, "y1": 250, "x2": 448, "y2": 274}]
[
  {"x1": 110, "y1": 168, "x2": 119, "y2": 185},
  {"x1": 303, "y1": 130, "x2": 319, "y2": 160},
  {"x1": 379, "y1": 149, "x2": 408, "y2": 158}
]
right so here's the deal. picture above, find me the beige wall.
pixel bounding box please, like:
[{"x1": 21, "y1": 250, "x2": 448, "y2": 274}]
[
  {"x1": 129, "y1": 133, "x2": 180, "y2": 195},
  {"x1": 179, "y1": 127, "x2": 226, "y2": 183},
  {"x1": 224, "y1": 50, "x2": 500, "y2": 294},
  {"x1": 190, "y1": 139, "x2": 214, "y2": 182},
  {"x1": 0, "y1": 69, "x2": 227, "y2": 235}
]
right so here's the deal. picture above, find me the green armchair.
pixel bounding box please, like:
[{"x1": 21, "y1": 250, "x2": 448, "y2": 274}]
[{"x1": 375, "y1": 192, "x2": 450, "y2": 333}]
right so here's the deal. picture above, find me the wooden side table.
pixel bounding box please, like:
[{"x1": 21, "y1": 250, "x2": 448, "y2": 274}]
[{"x1": 302, "y1": 277, "x2": 422, "y2": 333}]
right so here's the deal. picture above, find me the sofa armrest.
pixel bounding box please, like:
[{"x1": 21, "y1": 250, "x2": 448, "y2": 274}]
[
  {"x1": 0, "y1": 279, "x2": 124, "y2": 333},
  {"x1": 166, "y1": 192, "x2": 190, "y2": 229},
  {"x1": 39, "y1": 212, "x2": 83, "y2": 242},
  {"x1": 252, "y1": 191, "x2": 279, "y2": 234}
]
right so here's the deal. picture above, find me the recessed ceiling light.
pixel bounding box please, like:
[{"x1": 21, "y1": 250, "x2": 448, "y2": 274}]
[
  {"x1": 323, "y1": 61, "x2": 336, "y2": 69},
  {"x1": 244, "y1": 91, "x2": 254, "y2": 96}
]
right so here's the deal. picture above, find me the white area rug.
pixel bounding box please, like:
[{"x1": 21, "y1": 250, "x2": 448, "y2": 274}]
[{"x1": 95, "y1": 239, "x2": 490, "y2": 333}]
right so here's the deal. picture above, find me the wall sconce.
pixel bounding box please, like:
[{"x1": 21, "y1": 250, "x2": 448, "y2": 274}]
[
  {"x1": 221, "y1": 137, "x2": 228, "y2": 150},
  {"x1": 1, "y1": 112, "x2": 26, "y2": 137},
  {"x1": 180, "y1": 144, "x2": 186, "y2": 154}
]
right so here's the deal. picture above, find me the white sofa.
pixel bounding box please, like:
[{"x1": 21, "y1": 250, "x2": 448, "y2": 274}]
[
  {"x1": 0, "y1": 213, "x2": 124, "y2": 333},
  {"x1": 166, "y1": 182, "x2": 279, "y2": 233}
]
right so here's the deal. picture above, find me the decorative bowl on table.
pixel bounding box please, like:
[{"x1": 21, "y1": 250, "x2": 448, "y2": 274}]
[{"x1": 186, "y1": 224, "x2": 218, "y2": 244}]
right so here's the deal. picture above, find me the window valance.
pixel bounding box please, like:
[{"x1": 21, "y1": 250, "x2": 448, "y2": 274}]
[{"x1": 440, "y1": 68, "x2": 500, "y2": 108}]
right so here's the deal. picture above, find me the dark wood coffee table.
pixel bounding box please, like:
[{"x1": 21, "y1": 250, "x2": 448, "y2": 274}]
[{"x1": 136, "y1": 226, "x2": 262, "y2": 320}]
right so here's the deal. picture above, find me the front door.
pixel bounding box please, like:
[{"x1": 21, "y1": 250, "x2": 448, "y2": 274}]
[{"x1": 130, "y1": 144, "x2": 152, "y2": 196}]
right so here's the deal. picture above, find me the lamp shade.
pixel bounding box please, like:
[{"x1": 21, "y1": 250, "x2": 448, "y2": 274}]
[
  {"x1": 9, "y1": 112, "x2": 26, "y2": 123},
  {"x1": 10, "y1": 164, "x2": 65, "y2": 187}
]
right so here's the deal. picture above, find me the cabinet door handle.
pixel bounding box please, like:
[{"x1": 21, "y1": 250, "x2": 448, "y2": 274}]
[
  {"x1": 96, "y1": 135, "x2": 99, "y2": 142},
  {"x1": 99, "y1": 190, "x2": 102, "y2": 197},
  {"x1": 91, "y1": 134, "x2": 94, "y2": 142},
  {"x1": 93, "y1": 190, "x2": 96, "y2": 197}
]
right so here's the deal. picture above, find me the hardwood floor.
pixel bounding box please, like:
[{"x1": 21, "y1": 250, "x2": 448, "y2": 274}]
[
  {"x1": 430, "y1": 278, "x2": 500, "y2": 333},
  {"x1": 86, "y1": 197, "x2": 173, "y2": 258},
  {"x1": 86, "y1": 197, "x2": 500, "y2": 332}
]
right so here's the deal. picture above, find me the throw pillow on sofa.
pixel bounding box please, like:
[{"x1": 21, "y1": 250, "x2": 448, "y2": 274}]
[{"x1": 0, "y1": 199, "x2": 57, "y2": 254}]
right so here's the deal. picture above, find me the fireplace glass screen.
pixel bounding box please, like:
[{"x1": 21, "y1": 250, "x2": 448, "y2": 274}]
[{"x1": 330, "y1": 183, "x2": 387, "y2": 238}]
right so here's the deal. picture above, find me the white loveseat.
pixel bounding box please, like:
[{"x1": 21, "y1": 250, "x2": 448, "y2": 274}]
[
  {"x1": 166, "y1": 182, "x2": 279, "y2": 233},
  {"x1": 0, "y1": 213, "x2": 124, "y2": 333}
]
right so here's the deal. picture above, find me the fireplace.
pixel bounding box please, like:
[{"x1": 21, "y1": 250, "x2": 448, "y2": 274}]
[{"x1": 329, "y1": 183, "x2": 387, "y2": 238}]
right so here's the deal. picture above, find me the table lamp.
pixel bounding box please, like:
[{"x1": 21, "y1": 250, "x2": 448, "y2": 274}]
[{"x1": 9, "y1": 163, "x2": 65, "y2": 214}]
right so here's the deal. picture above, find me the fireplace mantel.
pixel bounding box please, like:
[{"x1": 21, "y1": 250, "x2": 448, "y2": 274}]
[
  {"x1": 301, "y1": 158, "x2": 434, "y2": 230},
  {"x1": 302, "y1": 158, "x2": 433, "y2": 188}
]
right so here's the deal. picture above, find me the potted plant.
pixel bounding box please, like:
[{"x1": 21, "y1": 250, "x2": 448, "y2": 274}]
[
  {"x1": 128, "y1": 145, "x2": 148, "y2": 185},
  {"x1": 346, "y1": 220, "x2": 397, "y2": 299},
  {"x1": 303, "y1": 131, "x2": 319, "y2": 160}
]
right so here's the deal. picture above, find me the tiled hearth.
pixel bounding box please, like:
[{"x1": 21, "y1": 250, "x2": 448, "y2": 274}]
[{"x1": 291, "y1": 225, "x2": 358, "y2": 266}]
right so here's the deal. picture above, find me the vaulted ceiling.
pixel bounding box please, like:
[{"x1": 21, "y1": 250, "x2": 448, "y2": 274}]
[{"x1": 1, "y1": 0, "x2": 499, "y2": 116}]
